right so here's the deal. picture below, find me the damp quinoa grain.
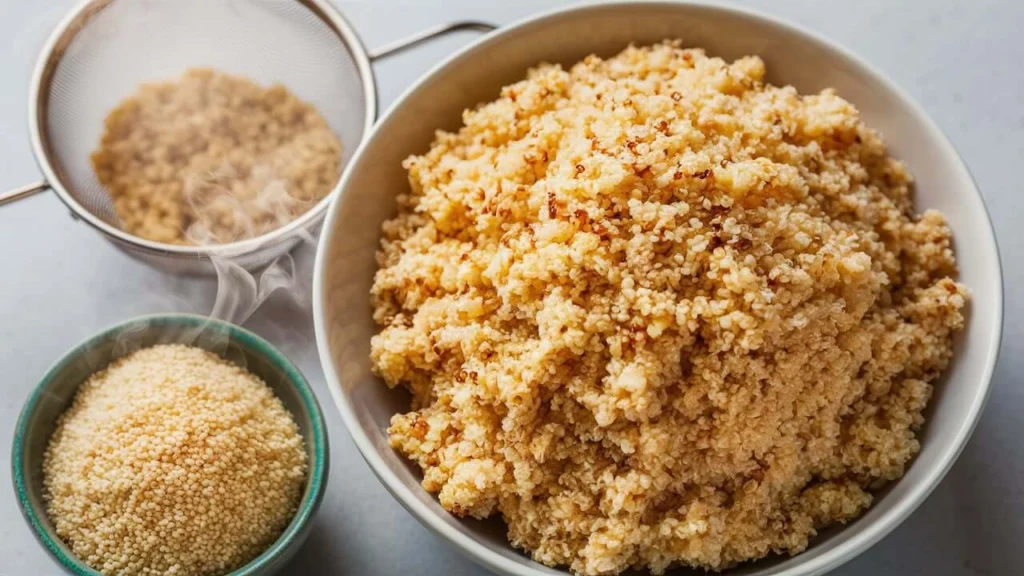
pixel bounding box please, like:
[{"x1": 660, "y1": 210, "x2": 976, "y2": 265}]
[
  {"x1": 43, "y1": 344, "x2": 307, "y2": 576},
  {"x1": 369, "y1": 42, "x2": 968, "y2": 575},
  {"x1": 90, "y1": 68, "x2": 342, "y2": 245}
]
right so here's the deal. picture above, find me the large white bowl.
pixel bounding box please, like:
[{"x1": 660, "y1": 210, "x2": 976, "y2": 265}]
[{"x1": 313, "y1": 2, "x2": 1004, "y2": 574}]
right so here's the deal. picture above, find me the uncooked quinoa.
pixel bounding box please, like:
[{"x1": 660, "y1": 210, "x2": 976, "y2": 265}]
[
  {"x1": 43, "y1": 344, "x2": 307, "y2": 576},
  {"x1": 91, "y1": 68, "x2": 342, "y2": 245},
  {"x1": 369, "y1": 42, "x2": 968, "y2": 575}
]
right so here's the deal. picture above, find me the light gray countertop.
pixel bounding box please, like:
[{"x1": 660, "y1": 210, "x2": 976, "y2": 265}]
[{"x1": 1, "y1": 1, "x2": 1021, "y2": 574}]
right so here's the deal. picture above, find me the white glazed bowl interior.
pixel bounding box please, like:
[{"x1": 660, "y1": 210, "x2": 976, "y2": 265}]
[{"x1": 313, "y1": 2, "x2": 1003, "y2": 575}]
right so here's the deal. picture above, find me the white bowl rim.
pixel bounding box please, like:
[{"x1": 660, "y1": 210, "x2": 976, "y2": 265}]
[{"x1": 313, "y1": 1, "x2": 1005, "y2": 574}]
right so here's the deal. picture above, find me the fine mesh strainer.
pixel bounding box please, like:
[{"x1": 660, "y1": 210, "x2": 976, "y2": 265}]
[{"x1": 0, "y1": 0, "x2": 494, "y2": 274}]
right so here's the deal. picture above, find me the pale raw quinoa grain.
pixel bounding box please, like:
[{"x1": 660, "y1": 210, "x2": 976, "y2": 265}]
[
  {"x1": 370, "y1": 42, "x2": 967, "y2": 575},
  {"x1": 43, "y1": 344, "x2": 307, "y2": 576},
  {"x1": 91, "y1": 68, "x2": 342, "y2": 245}
]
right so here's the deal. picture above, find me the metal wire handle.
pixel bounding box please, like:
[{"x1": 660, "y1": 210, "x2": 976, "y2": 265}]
[
  {"x1": 369, "y1": 21, "x2": 496, "y2": 61},
  {"x1": 0, "y1": 180, "x2": 49, "y2": 206}
]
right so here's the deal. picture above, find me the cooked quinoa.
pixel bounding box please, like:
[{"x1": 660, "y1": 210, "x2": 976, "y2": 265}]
[
  {"x1": 369, "y1": 42, "x2": 969, "y2": 575},
  {"x1": 91, "y1": 68, "x2": 342, "y2": 245},
  {"x1": 43, "y1": 344, "x2": 307, "y2": 576}
]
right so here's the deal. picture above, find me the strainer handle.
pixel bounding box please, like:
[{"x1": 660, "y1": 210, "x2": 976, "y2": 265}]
[
  {"x1": 368, "y1": 20, "x2": 497, "y2": 61},
  {"x1": 0, "y1": 180, "x2": 49, "y2": 207}
]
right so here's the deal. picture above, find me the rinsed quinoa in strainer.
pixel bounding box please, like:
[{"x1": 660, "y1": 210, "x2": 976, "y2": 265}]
[
  {"x1": 90, "y1": 68, "x2": 342, "y2": 245},
  {"x1": 43, "y1": 344, "x2": 307, "y2": 576},
  {"x1": 370, "y1": 42, "x2": 967, "y2": 575}
]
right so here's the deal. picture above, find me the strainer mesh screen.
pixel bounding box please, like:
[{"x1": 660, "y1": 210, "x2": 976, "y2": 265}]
[{"x1": 41, "y1": 0, "x2": 367, "y2": 230}]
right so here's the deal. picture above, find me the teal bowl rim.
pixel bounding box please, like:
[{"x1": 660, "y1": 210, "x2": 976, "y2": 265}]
[{"x1": 11, "y1": 313, "x2": 329, "y2": 576}]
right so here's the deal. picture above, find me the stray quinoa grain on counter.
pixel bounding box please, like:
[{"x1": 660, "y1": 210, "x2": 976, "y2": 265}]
[
  {"x1": 369, "y1": 42, "x2": 968, "y2": 575},
  {"x1": 43, "y1": 344, "x2": 307, "y2": 576}
]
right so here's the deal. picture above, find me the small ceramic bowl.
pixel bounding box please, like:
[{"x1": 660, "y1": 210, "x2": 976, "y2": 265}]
[{"x1": 12, "y1": 314, "x2": 329, "y2": 576}]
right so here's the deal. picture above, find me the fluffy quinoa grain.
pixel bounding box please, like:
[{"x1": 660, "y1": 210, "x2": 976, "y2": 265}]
[
  {"x1": 369, "y1": 43, "x2": 969, "y2": 575},
  {"x1": 90, "y1": 68, "x2": 342, "y2": 245},
  {"x1": 43, "y1": 345, "x2": 307, "y2": 576}
]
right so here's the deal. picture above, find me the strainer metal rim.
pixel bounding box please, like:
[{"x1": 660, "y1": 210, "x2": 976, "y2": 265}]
[{"x1": 27, "y1": 0, "x2": 378, "y2": 259}]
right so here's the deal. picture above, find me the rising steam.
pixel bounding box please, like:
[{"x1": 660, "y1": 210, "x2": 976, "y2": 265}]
[{"x1": 209, "y1": 226, "x2": 317, "y2": 326}]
